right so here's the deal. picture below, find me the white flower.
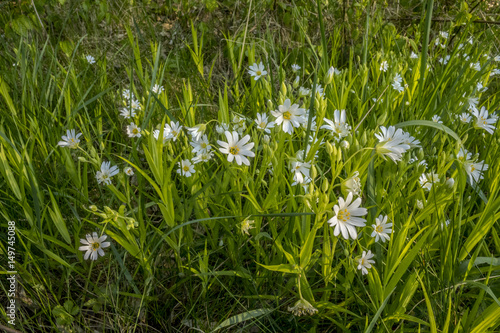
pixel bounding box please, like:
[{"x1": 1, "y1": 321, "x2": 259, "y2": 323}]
[
  {"x1": 470, "y1": 62, "x2": 481, "y2": 71},
  {"x1": 401, "y1": 131, "x2": 421, "y2": 148},
  {"x1": 58, "y1": 129, "x2": 82, "y2": 149},
  {"x1": 371, "y1": 215, "x2": 392, "y2": 243},
  {"x1": 122, "y1": 89, "x2": 134, "y2": 100},
  {"x1": 79, "y1": 232, "x2": 110, "y2": 261},
  {"x1": 240, "y1": 218, "x2": 255, "y2": 235},
  {"x1": 439, "y1": 31, "x2": 449, "y2": 39},
  {"x1": 495, "y1": 55, "x2": 500, "y2": 62},
  {"x1": 320, "y1": 109, "x2": 351, "y2": 141},
  {"x1": 432, "y1": 115, "x2": 443, "y2": 123},
  {"x1": 177, "y1": 159, "x2": 195, "y2": 177},
  {"x1": 464, "y1": 160, "x2": 488, "y2": 185},
  {"x1": 152, "y1": 84, "x2": 164, "y2": 94},
  {"x1": 126, "y1": 123, "x2": 141, "y2": 138},
  {"x1": 301, "y1": 115, "x2": 317, "y2": 132},
  {"x1": 96, "y1": 161, "x2": 119, "y2": 185},
  {"x1": 392, "y1": 73, "x2": 404, "y2": 93},
  {"x1": 490, "y1": 69, "x2": 500, "y2": 77},
  {"x1": 124, "y1": 167, "x2": 134, "y2": 176},
  {"x1": 357, "y1": 250, "x2": 375, "y2": 275},
  {"x1": 153, "y1": 128, "x2": 169, "y2": 143},
  {"x1": 192, "y1": 151, "x2": 214, "y2": 164},
  {"x1": 119, "y1": 107, "x2": 136, "y2": 119},
  {"x1": 419, "y1": 172, "x2": 440, "y2": 191},
  {"x1": 416, "y1": 199, "x2": 424, "y2": 209},
  {"x1": 255, "y1": 113, "x2": 275, "y2": 133},
  {"x1": 85, "y1": 55, "x2": 96, "y2": 64},
  {"x1": 328, "y1": 192, "x2": 368, "y2": 240},
  {"x1": 457, "y1": 147, "x2": 472, "y2": 162},
  {"x1": 248, "y1": 62, "x2": 267, "y2": 80},
  {"x1": 459, "y1": 113, "x2": 471, "y2": 123},
  {"x1": 477, "y1": 82, "x2": 488, "y2": 93},
  {"x1": 186, "y1": 124, "x2": 206, "y2": 141},
  {"x1": 291, "y1": 64, "x2": 301, "y2": 72},
  {"x1": 164, "y1": 121, "x2": 183, "y2": 141},
  {"x1": 129, "y1": 99, "x2": 141, "y2": 111},
  {"x1": 467, "y1": 97, "x2": 479, "y2": 111},
  {"x1": 410, "y1": 52, "x2": 418, "y2": 59},
  {"x1": 375, "y1": 126, "x2": 410, "y2": 163},
  {"x1": 217, "y1": 131, "x2": 255, "y2": 166},
  {"x1": 190, "y1": 135, "x2": 211, "y2": 154},
  {"x1": 298, "y1": 86, "x2": 311, "y2": 97},
  {"x1": 471, "y1": 106, "x2": 497, "y2": 134},
  {"x1": 314, "y1": 84, "x2": 325, "y2": 98},
  {"x1": 340, "y1": 140, "x2": 350, "y2": 149},
  {"x1": 271, "y1": 99, "x2": 306, "y2": 134},
  {"x1": 380, "y1": 60, "x2": 388, "y2": 72},
  {"x1": 445, "y1": 177, "x2": 455, "y2": 189},
  {"x1": 291, "y1": 161, "x2": 311, "y2": 184}
]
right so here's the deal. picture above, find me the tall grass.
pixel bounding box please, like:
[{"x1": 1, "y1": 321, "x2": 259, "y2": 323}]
[{"x1": 1, "y1": 0, "x2": 500, "y2": 332}]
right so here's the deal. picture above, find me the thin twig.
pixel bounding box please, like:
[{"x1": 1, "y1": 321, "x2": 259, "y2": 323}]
[
  {"x1": 0, "y1": 323, "x2": 22, "y2": 333},
  {"x1": 31, "y1": 0, "x2": 47, "y2": 37},
  {"x1": 354, "y1": 85, "x2": 389, "y2": 132}
]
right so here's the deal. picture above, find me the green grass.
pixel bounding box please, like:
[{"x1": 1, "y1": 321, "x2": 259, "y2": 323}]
[{"x1": 1, "y1": 0, "x2": 500, "y2": 332}]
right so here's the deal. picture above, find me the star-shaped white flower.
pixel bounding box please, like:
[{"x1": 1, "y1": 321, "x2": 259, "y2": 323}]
[
  {"x1": 217, "y1": 131, "x2": 255, "y2": 166},
  {"x1": 328, "y1": 192, "x2": 367, "y2": 240},
  {"x1": 271, "y1": 99, "x2": 306, "y2": 134},
  {"x1": 96, "y1": 161, "x2": 119, "y2": 185},
  {"x1": 371, "y1": 215, "x2": 393, "y2": 243},
  {"x1": 79, "y1": 232, "x2": 110, "y2": 261},
  {"x1": 248, "y1": 62, "x2": 267, "y2": 80},
  {"x1": 357, "y1": 250, "x2": 375, "y2": 275},
  {"x1": 58, "y1": 129, "x2": 82, "y2": 149}
]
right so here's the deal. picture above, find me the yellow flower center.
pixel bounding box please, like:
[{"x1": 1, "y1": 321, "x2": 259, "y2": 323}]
[
  {"x1": 70, "y1": 138, "x2": 75, "y2": 142},
  {"x1": 283, "y1": 111, "x2": 292, "y2": 120},
  {"x1": 91, "y1": 242, "x2": 100, "y2": 250},
  {"x1": 256, "y1": 70, "x2": 262, "y2": 76},
  {"x1": 470, "y1": 165, "x2": 475, "y2": 172},
  {"x1": 183, "y1": 166, "x2": 190, "y2": 172},
  {"x1": 229, "y1": 146, "x2": 239, "y2": 155},
  {"x1": 132, "y1": 128, "x2": 138, "y2": 134},
  {"x1": 260, "y1": 122, "x2": 266, "y2": 128},
  {"x1": 201, "y1": 142, "x2": 207, "y2": 148},
  {"x1": 376, "y1": 225, "x2": 383, "y2": 233},
  {"x1": 337, "y1": 209, "x2": 350, "y2": 222}
]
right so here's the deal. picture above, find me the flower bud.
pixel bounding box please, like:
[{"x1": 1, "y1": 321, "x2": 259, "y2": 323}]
[
  {"x1": 324, "y1": 66, "x2": 334, "y2": 85},
  {"x1": 340, "y1": 140, "x2": 350, "y2": 150},
  {"x1": 293, "y1": 75, "x2": 300, "y2": 88},
  {"x1": 445, "y1": 177, "x2": 455, "y2": 189}
]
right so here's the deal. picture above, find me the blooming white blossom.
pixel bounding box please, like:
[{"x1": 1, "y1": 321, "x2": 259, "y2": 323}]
[
  {"x1": 124, "y1": 167, "x2": 134, "y2": 176},
  {"x1": 490, "y1": 69, "x2": 500, "y2": 77},
  {"x1": 96, "y1": 161, "x2": 119, "y2": 185},
  {"x1": 458, "y1": 113, "x2": 471, "y2": 123},
  {"x1": 291, "y1": 161, "x2": 311, "y2": 184},
  {"x1": 401, "y1": 131, "x2": 421, "y2": 148},
  {"x1": 357, "y1": 250, "x2": 375, "y2": 275},
  {"x1": 471, "y1": 106, "x2": 497, "y2": 134},
  {"x1": 122, "y1": 89, "x2": 134, "y2": 100},
  {"x1": 119, "y1": 107, "x2": 136, "y2": 119},
  {"x1": 457, "y1": 147, "x2": 472, "y2": 162},
  {"x1": 126, "y1": 123, "x2": 141, "y2": 138},
  {"x1": 320, "y1": 109, "x2": 351, "y2": 141},
  {"x1": 217, "y1": 131, "x2": 255, "y2": 166},
  {"x1": 380, "y1": 60, "x2": 388, "y2": 72},
  {"x1": 248, "y1": 62, "x2": 267, "y2": 80},
  {"x1": 438, "y1": 55, "x2": 450, "y2": 65},
  {"x1": 85, "y1": 55, "x2": 96, "y2": 64},
  {"x1": 410, "y1": 52, "x2": 418, "y2": 59},
  {"x1": 152, "y1": 84, "x2": 164, "y2": 94},
  {"x1": 375, "y1": 126, "x2": 411, "y2": 163},
  {"x1": 291, "y1": 64, "x2": 301, "y2": 72},
  {"x1": 432, "y1": 115, "x2": 443, "y2": 124},
  {"x1": 164, "y1": 121, "x2": 183, "y2": 141},
  {"x1": 177, "y1": 159, "x2": 195, "y2": 177},
  {"x1": 232, "y1": 116, "x2": 247, "y2": 134},
  {"x1": 255, "y1": 113, "x2": 275, "y2": 134},
  {"x1": 58, "y1": 129, "x2": 82, "y2": 149},
  {"x1": 464, "y1": 160, "x2": 488, "y2": 185},
  {"x1": 190, "y1": 135, "x2": 211, "y2": 155},
  {"x1": 467, "y1": 97, "x2": 479, "y2": 111},
  {"x1": 392, "y1": 73, "x2": 404, "y2": 93},
  {"x1": 328, "y1": 192, "x2": 368, "y2": 240},
  {"x1": 79, "y1": 232, "x2": 110, "y2": 261},
  {"x1": 371, "y1": 215, "x2": 392, "y2": 243},
  {"x1": 271, "y1": 99, "x2": 306, "y2": 134},
  {"x1": 476, "y1": 82, "x2": 488, "y2": 93},
  {"x1": 419, "y1": 172, "x2": 440, "y2": 191},
  {"x1": 129, "y1": 99, "x2": 141, "y2": 111}
]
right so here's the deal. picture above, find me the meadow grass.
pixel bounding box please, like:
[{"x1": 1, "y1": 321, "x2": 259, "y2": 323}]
[{"x1": 1, "y1": 0, "x2": 500, "y2": 332}]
